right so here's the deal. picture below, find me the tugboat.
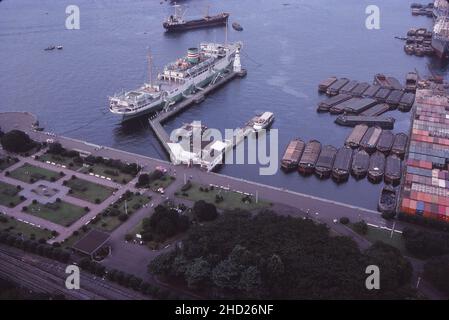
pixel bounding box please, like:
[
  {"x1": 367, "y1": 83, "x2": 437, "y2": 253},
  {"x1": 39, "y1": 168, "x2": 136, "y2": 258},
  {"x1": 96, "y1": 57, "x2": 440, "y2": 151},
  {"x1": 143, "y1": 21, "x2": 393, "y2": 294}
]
[
  {"x1": 163, "y1": 5, "x2": 229, "y2": 32},
  {"x1": 378, "y1": 185, "x2": 397, "y2": 217}
]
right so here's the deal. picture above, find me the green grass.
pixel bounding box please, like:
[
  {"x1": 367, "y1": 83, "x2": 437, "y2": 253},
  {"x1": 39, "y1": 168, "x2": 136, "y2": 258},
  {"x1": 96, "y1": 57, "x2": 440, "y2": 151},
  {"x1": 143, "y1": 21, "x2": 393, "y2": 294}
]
[
  {"x1": 65, "y1": 177, "x2": 116, "y2": 204},
  {"x1": 80, "y1": 163, "x2": 135, "y2": 184},
  {"x1": 176, "y1": 182, "x2": 272, "y2": 212},
  {"x1": 26, "y1": 201, "x2": 87, "y2": 227},
  {"x1": 0, "y1": 157, "x2": 19, "y2": 171},
  {"x1": 148, "y1": 175, "x2": 176, "y2": 190},
  {"x1": 39, "y1": 153, "x2": 82, "y2": 170},
  {"x1": 9, "y1": 163, "x2": 62, "y2": 184},
  {"x1": 0, "y1": 215, "x2": 53, "y2": 240},
  {"x1": 351, "y1": 224, "x2": 406, "y2": 253},
  {"x1": 0, "y1": 181, "x2": 23, "y2": 208}
]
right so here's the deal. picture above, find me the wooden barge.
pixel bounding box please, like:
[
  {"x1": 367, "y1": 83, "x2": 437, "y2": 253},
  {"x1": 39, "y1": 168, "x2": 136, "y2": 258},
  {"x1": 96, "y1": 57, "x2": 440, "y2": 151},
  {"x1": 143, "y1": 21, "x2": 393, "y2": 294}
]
[
  {"x1": 368, "y1": 151, "x2": 386, "y2": 183},
  {"x1": 360, "y1": 103, "x2": 390, "y2": 116},
  {"x1": 391, "y1": 133, "x2": 408, "y2": 158},
  {"x1": 343, "y1": 97, "x2": 378, "y2": 114},
  {"x1": 373, "y1": 74, "x2": 403, "y2": 90},
  {"x1": 351, "y1": 149, "x2": 370, "y2": 179},
  {"x1": 281, "y1": 138, "x2": 305, "y2": 172},
  {"x1": 386, "y1": 90, "x2": 404, "y2": 108},
  {"x1": 350, "y1": 82, "x2": 370, "y2": 97},
  {"x1": 329, "y1": 97, "x2": 360, "y2": 114},
  {"x1": 298, "y1": 140, "x2": 321, "y2": 175},
  {"x1": 362, "y1": 85, "x2": 381, "y2": 98},
  {"x1": 340, "y1": 80, "x2": 359, "y2": 94},
  {"x1": 315, "y1": 145, "x2": 337, "y2": 179},
  {"x1": 376, "y1": 130, "x2": 395, "y2": 154},
  {"x1": 359, "y1": 126, "x2": 383, "y2": 153},
  {"x1": 385, "y1": 155, "x2": 402, "y2": 185},
  {"x1": 345, "y1": 124, "x2": 369, "y2": 148},
  {"x1": 378, "y1": 185, "x2": 398, "y2": 216},
  {"x1": 317, "y1": 94, "x2": 352, "y2": 112},
  {"x1": 335, "y1": 115, "x2": 395, "y2": 129},
  {"x1": 326, "y1": 78, "x2": 349, "y2": 96},
  {"x1": 398, "y1": 92, "x2": 415, "y2": 112},
  {"x1": 318, "y1": 76, "x2": 337, "y2": 93},
  {"x1": 332, "y1": 146, "x2": 353, "y2": 182},
  {"x1": 374, "y1": 88, "x2": 392, "y2": 102}
]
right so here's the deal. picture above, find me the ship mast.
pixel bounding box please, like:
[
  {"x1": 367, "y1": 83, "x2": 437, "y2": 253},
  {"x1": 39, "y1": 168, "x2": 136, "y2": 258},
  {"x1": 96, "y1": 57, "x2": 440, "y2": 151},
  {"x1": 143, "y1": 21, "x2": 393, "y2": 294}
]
[
  {"x1": 147, "y1": 49, "x2": 153, "y2": 87},
  {"x1": 205, "y1": 5, "x2": 210, "y2": 18}
]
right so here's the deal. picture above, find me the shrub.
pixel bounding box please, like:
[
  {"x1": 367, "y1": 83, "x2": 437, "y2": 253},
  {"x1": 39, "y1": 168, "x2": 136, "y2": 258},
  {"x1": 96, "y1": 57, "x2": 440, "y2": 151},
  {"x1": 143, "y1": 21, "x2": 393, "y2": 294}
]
[
  {"x1": 353, "y1": 220, "x2": 368, "y2": 235},
  {"x1": 339, "y1": 217, "x2": 350, "y2": 225}
]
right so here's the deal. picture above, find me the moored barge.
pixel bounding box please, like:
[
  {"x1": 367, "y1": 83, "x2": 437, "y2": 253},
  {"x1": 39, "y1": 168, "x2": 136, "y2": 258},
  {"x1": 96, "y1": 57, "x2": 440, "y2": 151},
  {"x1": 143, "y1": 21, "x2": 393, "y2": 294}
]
[
  {"x1": 298, "y1": 140, "x2": 322, "y2": 175},
  {"x1": 351, "y1": 149, "x2": 370, "y2": 179},
  {"x1": 405, "y1": 72, "x2": 418, "y2": 92},
  {"x1": 368, "y1": 151, "x2": 386, "y2": 183},
  {"x1": 362, "y1": 85, "x2": 381, "y2": 98},
  {"x1": 378, "y1": 185, "x2": 398, "y2": 216},
  {"x1": 318, "y1": 76, "x2": 337, "y2": 93},
  {"x1": 360, "y1": 126, "x2": 382, "y2": 153},
  {"x1": 350, "y1": 82, "x2": 370, "y2": 97},
  {"x1": 317, "y1": 94, "x2": 352, "y2": 112},
  {"x1": 335, "y1": 115, "x2": 395, "y2": 129},
  {"x1": 329, "y1": 97, "x2": 360, "y2": 115},
  {"x1": 391, "y1": 133, "x2": 408, "y2": 158},
  {"x1": 374, "y1": 88, "x2": 392, "y2": 103},
  {"x1": 281, "y1": 138, "x2": 305, "y2": 172},
  {"x1": 332, "y1": 146, "x2": 353, "y2": 182},
  {"x1": 340, "y1": 80, "x2": 359, "y2": 94},
  {"x1": 345, "y1": 124, "x2": 369, "y2": 148},
  {"x1": 360, "y1": 103, "x2": 390, "y2": 116},
  {"x1": 326, "y1": 78, "x2": 349, "y2": 96},
  {"x1": 385, "y1": 155, "x2": 402, "y2": 185},
  {"x1": 343, "y1": 97, "x2": 378, "y2": 115},
  {"x1": 376, "y1": 130, "x2": 395, "y2": 154},
  {"x1": 386, "y1": 90, "x2": 404, "y2": 108},
  {"x1": 315, "y1": 145, "x2": 337, "y2": 179},
  {"x1": 398, "y1": 92, "x2": 415, "y2": 112}
]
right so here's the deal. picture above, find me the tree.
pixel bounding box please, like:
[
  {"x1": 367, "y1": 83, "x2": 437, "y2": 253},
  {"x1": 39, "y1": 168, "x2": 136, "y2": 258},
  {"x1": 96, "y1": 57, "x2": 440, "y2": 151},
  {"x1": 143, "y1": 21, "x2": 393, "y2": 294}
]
[
  {"x1": 137, "y1": 174, "x2": 150, "y2": 187},
  {"x1": 423, "y1": 255, "x2": 449, "y2": 294},
  {"x1": 47, "y1": 142, "x2": 64, "y2": 154},
  {"x1": 402, "y1": 228, "x2": 449, "y2": 259},
  {"x1": 184, "y1": 258, "x2": 211, "y2": 289},
  {"x1": 0, "y1": 130, "x2": 37, "y2": 153},
  {"x1": 353, "y1": 220, "x2": 368, "y2": 235},
  {"x1": 193, "y1": 200, "x2": 218, "y2": 222}
]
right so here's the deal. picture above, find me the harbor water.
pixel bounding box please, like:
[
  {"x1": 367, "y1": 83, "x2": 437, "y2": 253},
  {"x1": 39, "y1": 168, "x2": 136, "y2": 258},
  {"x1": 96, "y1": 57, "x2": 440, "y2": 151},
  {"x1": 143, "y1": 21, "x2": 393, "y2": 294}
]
[{"x1": 0, "y1": 0, "x2": 445, "y2": 209}]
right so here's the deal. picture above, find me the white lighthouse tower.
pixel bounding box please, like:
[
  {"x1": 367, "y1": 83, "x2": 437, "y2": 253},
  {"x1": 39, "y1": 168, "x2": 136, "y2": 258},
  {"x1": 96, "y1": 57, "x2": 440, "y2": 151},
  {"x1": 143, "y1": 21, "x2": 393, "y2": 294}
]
[{"x1": 233, "y1": 47, "x2": 242, "y2": 73}]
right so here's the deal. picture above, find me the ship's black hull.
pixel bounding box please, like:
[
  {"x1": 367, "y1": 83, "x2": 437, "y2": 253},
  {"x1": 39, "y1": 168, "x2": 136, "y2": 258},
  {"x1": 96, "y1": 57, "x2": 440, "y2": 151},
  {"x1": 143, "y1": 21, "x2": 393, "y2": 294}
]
[{"x1": 163, "y1": 15, "x2": 229, "y2": 32}]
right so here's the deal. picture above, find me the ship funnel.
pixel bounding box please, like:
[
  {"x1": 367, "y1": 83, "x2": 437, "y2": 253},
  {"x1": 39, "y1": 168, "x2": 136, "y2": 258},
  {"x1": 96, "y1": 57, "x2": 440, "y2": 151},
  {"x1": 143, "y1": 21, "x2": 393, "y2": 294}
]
[{"x1": 187, "y1": 47, "x2": 199, "y2": 64}]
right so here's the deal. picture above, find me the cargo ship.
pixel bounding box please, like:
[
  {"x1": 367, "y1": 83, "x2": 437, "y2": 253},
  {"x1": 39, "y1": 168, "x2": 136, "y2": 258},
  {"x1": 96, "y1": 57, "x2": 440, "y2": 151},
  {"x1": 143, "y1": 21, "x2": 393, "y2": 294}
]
[
  {"x1": 109, "y1": 42, "x2": 242, "y2": 122},
  {"x1": 163, "y1": 5, "x2": 229, "y2": 32},
  {"x1": 432, "y1": 16, "x2": 449, "y2": 59},
  {"x1": 298, "y1": 140, "x2": 321, "y2": 175},
  {"x1": 281, "y1": 138, "x2": 305, "y2": 172}
]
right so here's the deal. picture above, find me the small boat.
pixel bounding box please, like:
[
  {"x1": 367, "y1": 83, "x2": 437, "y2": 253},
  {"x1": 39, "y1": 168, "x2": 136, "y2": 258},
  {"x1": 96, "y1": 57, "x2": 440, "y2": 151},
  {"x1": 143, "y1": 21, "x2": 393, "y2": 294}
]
[
  {"x1": 56, "y1": 45, "x2": 63, "y2": 50},
  {"x1": 315, "y1": 145, "x2": 337, "y2": 179},
  {"x1": 281, "y1": 138, "x2": 305, "y2": 172},
  {"x1": 377, "y1": 185, "x2": 397, "y2": 217},
  {"x1": 44, "y1": 46, "x2": 56, "y2": 51},
  {"x1": 252, "y1": 112, "x2": 274, "y2": 131},
  {"x1": 232, "y1": 22, "x2": 243, "y2": 31},
  {"x1": 298, "y1": 140, "x2": 321, "y2": 175},
  {"x1": 351, "y1": 149, "x2": 370, "y2": 179},
  {"x1": 368, "y1": 151, "x2": 385, "y2": 183}
]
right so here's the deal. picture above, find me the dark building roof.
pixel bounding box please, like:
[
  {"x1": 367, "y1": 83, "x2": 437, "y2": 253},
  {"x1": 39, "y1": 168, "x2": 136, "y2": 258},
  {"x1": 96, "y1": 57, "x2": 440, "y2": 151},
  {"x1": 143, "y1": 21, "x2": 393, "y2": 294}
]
[{"x1": 72, "y1": 229, "x2": 110, "y2": 256}]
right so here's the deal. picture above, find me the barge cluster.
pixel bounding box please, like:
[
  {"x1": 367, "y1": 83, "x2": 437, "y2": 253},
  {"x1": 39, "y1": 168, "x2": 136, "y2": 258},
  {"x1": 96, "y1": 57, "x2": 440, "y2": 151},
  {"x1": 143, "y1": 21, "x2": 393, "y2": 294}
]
[{"x1": 281, "y1": 126, "x2": 406, "y2": 185}]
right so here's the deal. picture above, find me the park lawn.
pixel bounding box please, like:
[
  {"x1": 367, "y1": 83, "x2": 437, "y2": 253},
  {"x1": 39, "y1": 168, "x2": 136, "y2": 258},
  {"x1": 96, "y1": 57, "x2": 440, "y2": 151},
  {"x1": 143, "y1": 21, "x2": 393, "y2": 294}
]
[
  {"x1": 80, "y1": 163, "x2": 135, "y2": 184},
  {"x1": 351, "y1": 224, "x2": 406, "y2": 253},
  {"x1": 9, "y1": 163, "x2": 62, "y2": 184},
  {"x1": 0, "y1": 181, "x2": 23, "y2": 208},
  {"x1": 0, "y1": 157, "x2": 19, "y2": 171},
  {"x1": 148, "y1": 175, "x2": 176, "y2": 190},
  {"x1": 0, "y1": 215, "x2": 53, "y2": 240},
  {"x1": 39, "y1": 153, "x2": 82, "y2": 170},
  {"x1": 176, "y1": 182, "x2": 272, "y2": 212},
  {"x1": 26, "y1": 201, "x2": 87, "y2": 227},
  {"x1": 65, "y1": 177, "x2": 116, "y2": 204}
]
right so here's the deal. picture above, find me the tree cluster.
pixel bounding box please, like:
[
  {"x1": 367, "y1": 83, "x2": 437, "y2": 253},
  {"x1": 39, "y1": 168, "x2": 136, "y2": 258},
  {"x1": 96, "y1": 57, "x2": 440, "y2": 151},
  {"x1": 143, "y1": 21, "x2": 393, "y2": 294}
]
[
  {"x1": 148, "y1": 210, "x2": 416, "y2": 299},
  {"x1": 0, "y1": 130, "x2": 39, "y2": 153},
  {"x1": 402, "y1": 227, "x2": 449, "y2": 259}
]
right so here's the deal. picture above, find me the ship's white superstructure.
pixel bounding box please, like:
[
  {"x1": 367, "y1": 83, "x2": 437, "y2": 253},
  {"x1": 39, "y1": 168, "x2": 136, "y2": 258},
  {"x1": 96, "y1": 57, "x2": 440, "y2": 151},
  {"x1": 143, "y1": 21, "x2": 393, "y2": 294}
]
[
  {"x1": 253, "y1": 112, "x2": 275, "y2": 131},
  {"x1": 109, "y1": 42, "x2": 242, "y2": 122}
]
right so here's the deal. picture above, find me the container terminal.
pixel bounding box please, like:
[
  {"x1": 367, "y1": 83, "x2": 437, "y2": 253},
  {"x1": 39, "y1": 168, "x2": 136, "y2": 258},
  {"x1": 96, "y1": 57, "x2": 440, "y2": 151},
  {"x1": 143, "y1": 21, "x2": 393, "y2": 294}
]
[{"x1": 399, "y1": 88, "x2": 449, "y2": 222}]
